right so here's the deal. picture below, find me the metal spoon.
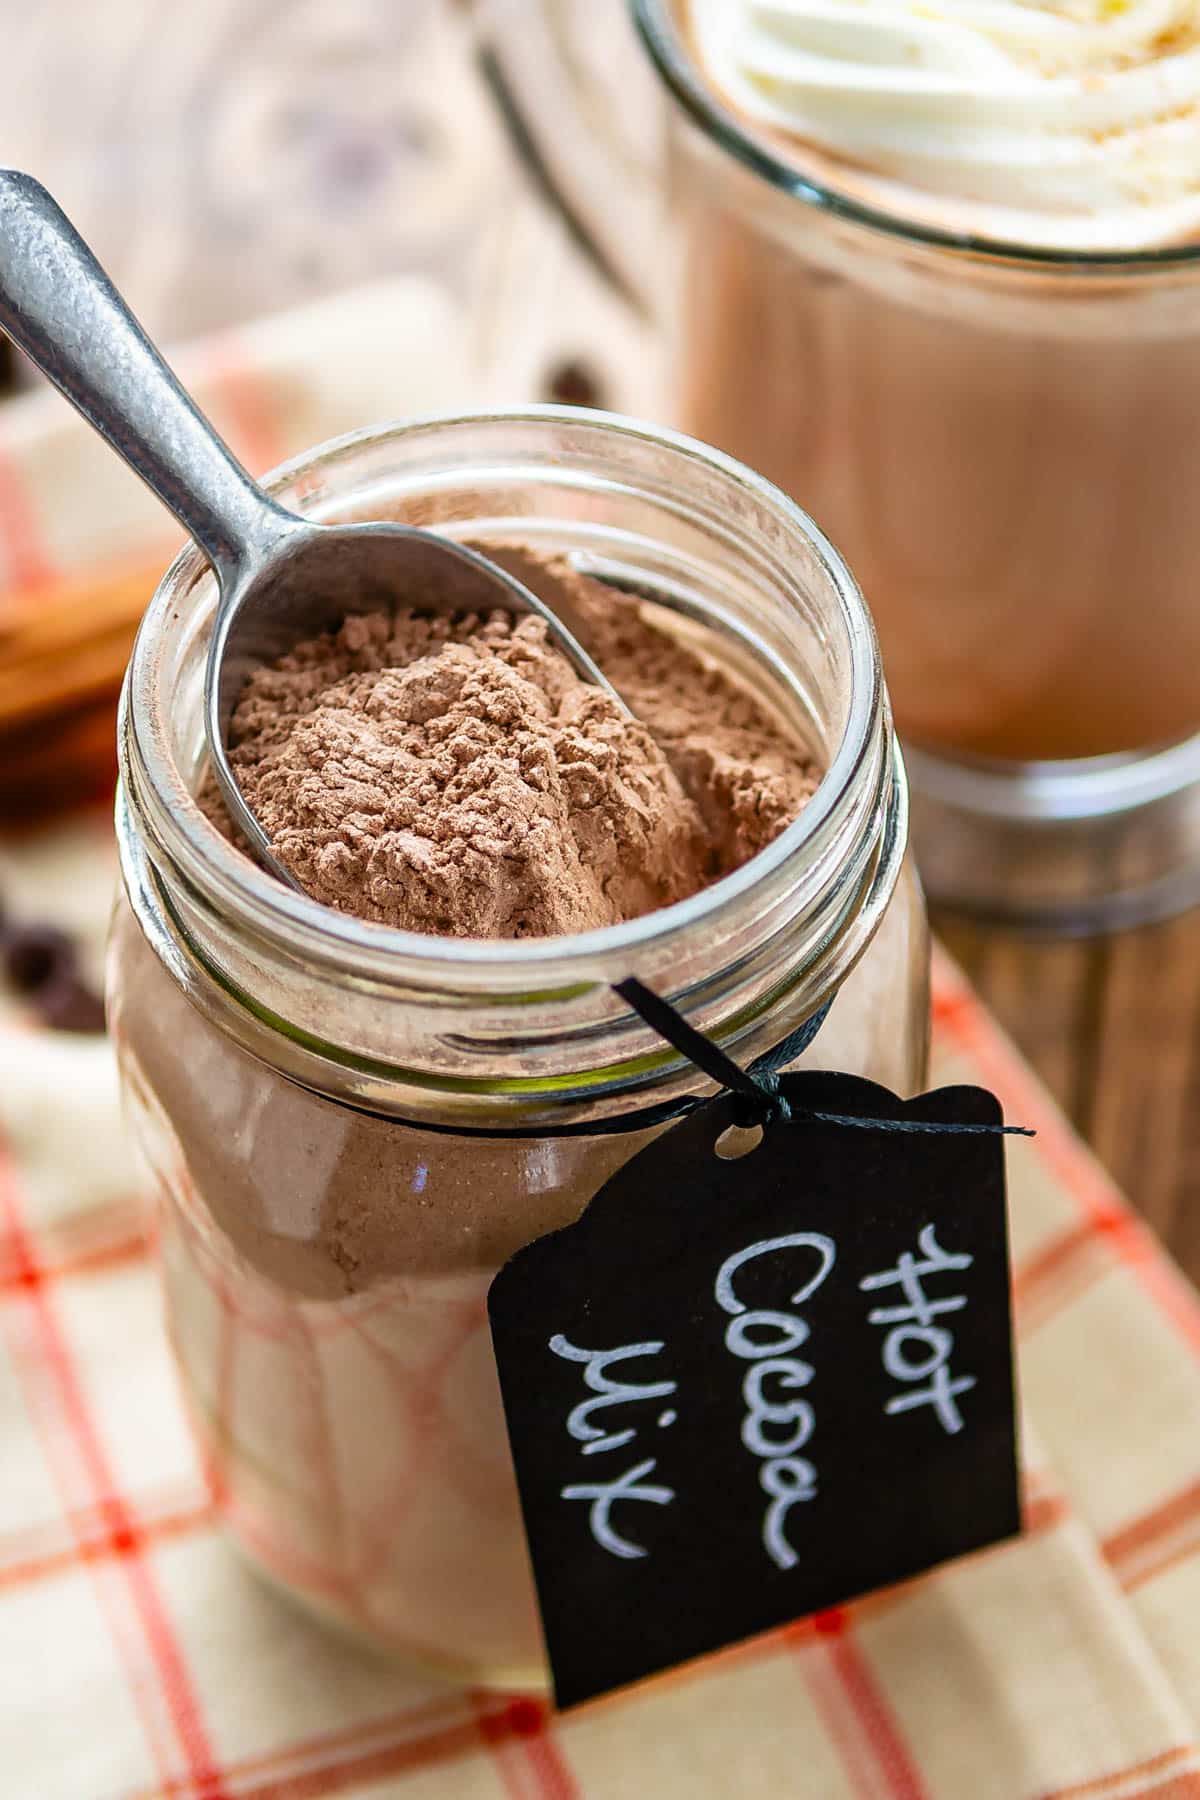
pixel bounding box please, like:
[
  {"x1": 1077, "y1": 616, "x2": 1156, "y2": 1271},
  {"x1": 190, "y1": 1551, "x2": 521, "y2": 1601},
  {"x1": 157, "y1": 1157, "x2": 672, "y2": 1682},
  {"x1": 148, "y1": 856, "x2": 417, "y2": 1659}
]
[{"x1": 0, "y1": 169, "x2": 626, "y2": 892}]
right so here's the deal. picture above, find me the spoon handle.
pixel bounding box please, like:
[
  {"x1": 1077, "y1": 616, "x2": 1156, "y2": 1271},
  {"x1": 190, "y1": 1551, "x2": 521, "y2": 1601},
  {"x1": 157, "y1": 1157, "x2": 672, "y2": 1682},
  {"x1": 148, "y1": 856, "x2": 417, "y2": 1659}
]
[{"x1": 0, "y1": 169, "x2": 294, "y2": 588}]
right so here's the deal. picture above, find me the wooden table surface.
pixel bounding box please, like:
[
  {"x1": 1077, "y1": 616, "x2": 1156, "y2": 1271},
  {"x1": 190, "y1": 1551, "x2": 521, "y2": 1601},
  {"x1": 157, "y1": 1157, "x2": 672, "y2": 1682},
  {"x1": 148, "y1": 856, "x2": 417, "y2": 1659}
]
[{"x1": 938, "y1": 907, "x2": 1200, "y2": 1283}]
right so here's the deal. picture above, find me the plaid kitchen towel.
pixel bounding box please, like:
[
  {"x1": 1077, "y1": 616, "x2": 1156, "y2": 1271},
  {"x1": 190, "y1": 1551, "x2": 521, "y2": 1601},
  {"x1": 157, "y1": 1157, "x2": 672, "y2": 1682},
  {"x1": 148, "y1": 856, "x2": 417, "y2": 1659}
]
[{"x1": 2, "y1": 815, "x2": 1200, "y2": 1800}]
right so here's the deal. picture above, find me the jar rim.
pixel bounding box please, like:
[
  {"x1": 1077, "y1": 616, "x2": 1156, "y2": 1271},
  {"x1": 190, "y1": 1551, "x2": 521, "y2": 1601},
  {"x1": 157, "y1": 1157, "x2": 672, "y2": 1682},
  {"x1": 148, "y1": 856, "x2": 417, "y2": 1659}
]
[
  {"x1": 632, "y1": 0, "x2": 1200, "y2": 275},
  {"x1": 121, "y1": 405, "x2": 884, "y2": 995}
]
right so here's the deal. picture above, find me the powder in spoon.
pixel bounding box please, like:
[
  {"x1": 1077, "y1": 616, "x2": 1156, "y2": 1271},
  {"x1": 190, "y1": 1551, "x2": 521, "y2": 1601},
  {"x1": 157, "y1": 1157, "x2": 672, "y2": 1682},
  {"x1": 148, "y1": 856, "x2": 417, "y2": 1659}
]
[{"x1": 203, "y1": 547, "x2": 819, "y2": 938}]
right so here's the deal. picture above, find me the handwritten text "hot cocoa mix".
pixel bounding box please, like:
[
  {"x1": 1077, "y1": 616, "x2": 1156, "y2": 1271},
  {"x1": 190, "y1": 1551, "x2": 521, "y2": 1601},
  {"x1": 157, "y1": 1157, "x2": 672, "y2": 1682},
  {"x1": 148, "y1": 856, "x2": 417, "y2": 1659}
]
[{"x1": 550, "y1": 1225, "x2": 976, "y2": 1567}]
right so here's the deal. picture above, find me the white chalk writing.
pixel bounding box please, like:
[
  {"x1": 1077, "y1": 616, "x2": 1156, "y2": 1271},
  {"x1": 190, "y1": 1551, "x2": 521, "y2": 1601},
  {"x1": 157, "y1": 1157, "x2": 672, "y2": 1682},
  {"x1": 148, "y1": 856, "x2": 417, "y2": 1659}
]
[
  {"x1": 860, "y1": 1225, "x2": 976, "y2": 1434},
  {"x1": 715, "y1": 1232, "x2": 837, "y2": 1570},
  {"x1": 561, "y1": 1459, "x2": 675, "y2": 1560},
  {"x1": 550, "y1": 1336, "x2": 678, "y2": 1558}
]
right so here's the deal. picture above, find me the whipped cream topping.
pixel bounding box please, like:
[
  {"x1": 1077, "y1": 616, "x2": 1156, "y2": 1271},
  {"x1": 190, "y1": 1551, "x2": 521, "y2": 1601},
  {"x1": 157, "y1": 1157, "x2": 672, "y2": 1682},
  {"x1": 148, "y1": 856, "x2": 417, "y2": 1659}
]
[{"x1": 686, "y1": 0, "x2": 1200, "y2": 250}]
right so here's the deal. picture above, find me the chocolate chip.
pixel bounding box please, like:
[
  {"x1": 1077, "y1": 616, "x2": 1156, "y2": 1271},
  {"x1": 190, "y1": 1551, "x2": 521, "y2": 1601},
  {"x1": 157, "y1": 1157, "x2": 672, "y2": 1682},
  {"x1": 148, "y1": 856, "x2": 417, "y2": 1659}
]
[
  {"x1": 542, "y1": 358, "x2": 606, "y2": 409},
  {"x1": 4, "y1": 924, "x2": 77, "y2": 995},
  {"x1": 36, "y1": 970, "x2": 106, "y2": 1035}
]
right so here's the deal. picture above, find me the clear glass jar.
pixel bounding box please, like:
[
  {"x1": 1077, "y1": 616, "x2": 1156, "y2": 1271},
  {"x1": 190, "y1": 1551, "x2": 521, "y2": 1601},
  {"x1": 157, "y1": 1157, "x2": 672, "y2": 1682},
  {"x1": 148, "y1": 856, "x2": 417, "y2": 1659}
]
[
  {"x1": 108, "y1": 409, "x2": 928, "y2": 1688},
  {"x1": 633, "y1": 0, "x2": 1200, "y2": 931}
]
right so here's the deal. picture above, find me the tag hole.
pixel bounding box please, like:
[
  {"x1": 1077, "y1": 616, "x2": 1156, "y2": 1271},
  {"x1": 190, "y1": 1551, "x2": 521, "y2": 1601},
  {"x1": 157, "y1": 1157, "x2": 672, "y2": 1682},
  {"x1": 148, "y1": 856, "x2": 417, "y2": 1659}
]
[{"x1": 715, "y1": 1123, "x2": 764, "y2": 1161}]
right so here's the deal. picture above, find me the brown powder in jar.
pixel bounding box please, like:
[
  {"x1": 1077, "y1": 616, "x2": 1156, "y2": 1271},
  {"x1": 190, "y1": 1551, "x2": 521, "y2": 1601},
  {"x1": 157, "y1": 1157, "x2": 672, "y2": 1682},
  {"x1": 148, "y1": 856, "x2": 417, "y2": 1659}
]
[{"x1": 203, "y1": 546, "x2": 819, "y2": 935}]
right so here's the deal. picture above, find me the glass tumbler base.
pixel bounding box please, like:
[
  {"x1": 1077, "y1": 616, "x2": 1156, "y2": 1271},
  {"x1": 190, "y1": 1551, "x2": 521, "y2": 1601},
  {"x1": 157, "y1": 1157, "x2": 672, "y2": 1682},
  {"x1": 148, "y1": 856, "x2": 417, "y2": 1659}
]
[{"x1": 908, "y1": 735, "x2": 1200, "y2": 935}]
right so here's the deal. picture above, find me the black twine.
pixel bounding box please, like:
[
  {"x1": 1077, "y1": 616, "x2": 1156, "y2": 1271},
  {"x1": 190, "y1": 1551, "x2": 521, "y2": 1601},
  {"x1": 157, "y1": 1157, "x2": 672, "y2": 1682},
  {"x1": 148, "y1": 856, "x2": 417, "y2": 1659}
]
[
  {"x1": 615, "y1": 978, "x2": 1034, "y2": 1140},
  {"x1": 613, "y1": 978, "x2": 799, "y2": 1129}
]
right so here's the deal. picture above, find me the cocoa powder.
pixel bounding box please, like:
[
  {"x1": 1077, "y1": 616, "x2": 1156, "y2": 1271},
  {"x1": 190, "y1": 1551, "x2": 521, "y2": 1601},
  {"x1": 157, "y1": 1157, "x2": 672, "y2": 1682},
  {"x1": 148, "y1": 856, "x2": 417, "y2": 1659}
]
[{"x1": 205, "y1": 547, "x2": 818, "y2": 936}]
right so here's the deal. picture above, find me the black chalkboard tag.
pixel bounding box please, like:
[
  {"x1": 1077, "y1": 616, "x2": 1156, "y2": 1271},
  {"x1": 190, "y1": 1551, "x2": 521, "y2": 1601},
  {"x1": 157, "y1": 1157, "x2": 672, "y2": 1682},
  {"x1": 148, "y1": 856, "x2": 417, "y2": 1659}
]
[{"x1": 488, "y1": 1072, "x2": 1020, "y2": 1711}]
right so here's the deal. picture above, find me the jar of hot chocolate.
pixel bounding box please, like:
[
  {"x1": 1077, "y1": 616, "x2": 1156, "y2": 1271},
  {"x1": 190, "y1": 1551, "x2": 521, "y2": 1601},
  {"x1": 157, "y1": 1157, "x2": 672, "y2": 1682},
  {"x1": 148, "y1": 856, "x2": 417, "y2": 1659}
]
[
  {"x1": 630, "y1": 0, "x2": 1200, "y2": 931},
  {"x1": 108, "y1": 409, "x2": 928, "y2": 1688}
]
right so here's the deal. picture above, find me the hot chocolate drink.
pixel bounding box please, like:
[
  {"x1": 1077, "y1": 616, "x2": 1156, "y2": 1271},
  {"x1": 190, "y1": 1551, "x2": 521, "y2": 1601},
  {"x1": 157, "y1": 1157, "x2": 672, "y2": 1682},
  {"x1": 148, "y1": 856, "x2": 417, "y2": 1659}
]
[{"x1": 654, "y1": 0, "x2": 1200, "y2": 764}]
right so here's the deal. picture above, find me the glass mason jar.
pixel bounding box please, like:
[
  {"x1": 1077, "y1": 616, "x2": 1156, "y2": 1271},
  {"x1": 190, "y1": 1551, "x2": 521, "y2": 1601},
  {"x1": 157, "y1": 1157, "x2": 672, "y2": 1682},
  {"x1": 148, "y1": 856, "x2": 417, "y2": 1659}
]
[
  {"x1": 632, "y1": 0, "x2": 1200, "y2": 932},
  {"x1": 108, "y1": 409, "x2": 928, "y2": 1688}
]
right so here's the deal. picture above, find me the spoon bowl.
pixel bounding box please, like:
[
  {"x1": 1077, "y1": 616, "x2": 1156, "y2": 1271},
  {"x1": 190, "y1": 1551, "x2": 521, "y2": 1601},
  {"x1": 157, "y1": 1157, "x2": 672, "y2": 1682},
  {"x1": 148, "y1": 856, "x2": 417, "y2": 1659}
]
[{"x1": 205, "y1": 514, "x2": 627, "y2": 875}]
